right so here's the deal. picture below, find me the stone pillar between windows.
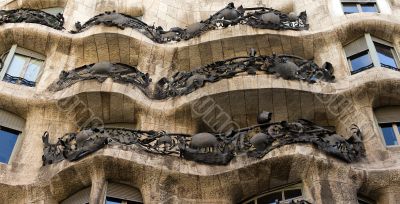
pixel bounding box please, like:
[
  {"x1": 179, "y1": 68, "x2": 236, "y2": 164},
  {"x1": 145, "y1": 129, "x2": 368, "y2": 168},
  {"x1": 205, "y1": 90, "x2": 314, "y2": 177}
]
[
  {"x1": 306, "y1": 180, "x2": 359, "y2": 203},
  {"x1": 376, "y1": 186, "x2": 400, "y2": 204},
  {"x1": 90, "y1": 170, "x2": 107, "y2": 204},
  {"x1": 302, "y1": 161, "x2": 362, "y2": 203},
  {"x1": 139, "y1": 169, "x2": 234, "y2": 204}
]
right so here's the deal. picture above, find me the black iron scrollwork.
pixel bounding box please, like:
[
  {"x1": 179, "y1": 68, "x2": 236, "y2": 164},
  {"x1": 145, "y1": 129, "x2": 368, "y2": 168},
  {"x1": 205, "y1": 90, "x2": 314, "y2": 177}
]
[
  {"x1": 71, "y1": 3, "x2": 308, "y2": 43},
  {"x1": 42, "y1": 111, "x2": 364, "y2": 165},
  {"x1": 47, "y1": 62, "x2": 151, "y2": 92},
  {"x1": 48, "y1": 49, "x2": 334, "y2": 99},
  {"x1": 154, "y1": 49, "x2": 334, "y2": 99},
  {"x1": 0, "y1": 8, "x2": 64, "y2": 30},
  {"x1": 0, "y1": 4, "x2": 307, "y2": 42}
]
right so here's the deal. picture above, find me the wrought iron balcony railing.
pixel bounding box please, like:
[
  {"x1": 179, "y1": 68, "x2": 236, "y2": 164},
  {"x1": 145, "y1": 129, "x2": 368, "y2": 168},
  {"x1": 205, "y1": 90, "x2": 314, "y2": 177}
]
[{"x1": 42, "y1": 111, "x2": 364, "y2": 166}]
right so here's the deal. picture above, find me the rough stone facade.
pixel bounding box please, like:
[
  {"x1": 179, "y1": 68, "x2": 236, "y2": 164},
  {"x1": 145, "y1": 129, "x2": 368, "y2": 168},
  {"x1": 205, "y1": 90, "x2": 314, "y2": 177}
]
[{"x1": 0, "y1": 0, "x2": 400, "y2": 203}]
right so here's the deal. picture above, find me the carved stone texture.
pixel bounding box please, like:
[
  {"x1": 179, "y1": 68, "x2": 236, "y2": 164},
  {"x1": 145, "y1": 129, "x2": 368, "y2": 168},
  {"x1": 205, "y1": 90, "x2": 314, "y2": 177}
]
[
  {"x1": 47, "y1": 62, "x2": 151, "y2": 92},
  {"x1": 42, "y1": 111, "x2": 365, "y2": 166},
  {"x1": 0, "y1": 8, "x2": 64, "y2": 30},
  {"x1": 70, "y1": 3, "x2": 308, "y2": 43},
  {"x1": 49, "y1": 50, "x2": 334, "y2": 100}
]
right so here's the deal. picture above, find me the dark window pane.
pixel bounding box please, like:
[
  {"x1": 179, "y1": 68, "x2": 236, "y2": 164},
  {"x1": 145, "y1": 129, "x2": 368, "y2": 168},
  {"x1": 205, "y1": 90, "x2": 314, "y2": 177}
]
[
  {"x1": 348, "y1": 50, "x2": 374, "y2": 73},
  {"x1": 127, "y1": 201, "x2": 143, "y2": 204},
  {"x1": 0, "y1": 126, "x2": 19, "y2": 164},
  {"x1": 284, "y1": 189, "x2": 302, "y2": 199},
  {"x1": 105, "y1": 197, "x2": 142, "y2": 204},
  {"x1": 342, "y1": 3, "x2": 359, "y2": 14},
  {"x1": 361, "y1": 3, "x2": 378, "y2": 12},
  {"x1": 257, "y1": 192, "x2": 282, "y2": 204},
  {"x1": 379, "y1": 123, "x2": 398, "y2": 146},
  {"x1": 106, "y1": 197, "x2": 122, "y2": 204},
  {"x1": 374, "y1": 42, "x2": 398, "y2": 69}
]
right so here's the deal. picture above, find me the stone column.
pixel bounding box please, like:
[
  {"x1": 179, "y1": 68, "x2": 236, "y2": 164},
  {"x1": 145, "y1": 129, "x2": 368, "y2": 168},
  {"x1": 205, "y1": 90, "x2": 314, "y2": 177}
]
[
  {"x1": 302, "y1": 161, "x2": 362, "y2": 203},
  {"x1": 376, "y1": 187, "x2": 400, "y2": 204},
  {"x1": 306, "y1": 180, "x2": 359, "y2": 203},
  {"x1": 90, "y1": 170, "x2": 107, "y2": 204}
]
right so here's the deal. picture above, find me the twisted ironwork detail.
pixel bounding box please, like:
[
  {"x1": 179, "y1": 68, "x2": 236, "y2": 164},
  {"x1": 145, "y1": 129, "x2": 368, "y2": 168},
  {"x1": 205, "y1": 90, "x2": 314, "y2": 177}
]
[
  {"x1": 47, "y1": 62, "x2": 151, "y2": 92},
  {"x1": 48, "y1": 49, "x2": 334, "y2": 99},
  {"x1": 42, "y1": 111, "x2": 364, "y2": 166},
  {"x1": 0, "y1": 8, "x2": 64, "y2": 30},
  {"x1": 71, "y1": 3, "x2": 308, "y2": 43}
]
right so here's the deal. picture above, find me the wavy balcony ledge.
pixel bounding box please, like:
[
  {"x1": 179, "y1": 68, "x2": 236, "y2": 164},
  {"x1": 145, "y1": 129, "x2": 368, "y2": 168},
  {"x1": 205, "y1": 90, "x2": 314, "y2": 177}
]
[
  {"x1": 46, "y1": 67, "x2": 400, "y2": 107},
  {"x1": 1, "y1": 66, "x2": 400, "y2": 122},
  {"x1": 0, "y1": 4, "x2": 308, "y2": 42},
  {"x1": 47, "y1": 53, "x2": 334, "y2": 100}
]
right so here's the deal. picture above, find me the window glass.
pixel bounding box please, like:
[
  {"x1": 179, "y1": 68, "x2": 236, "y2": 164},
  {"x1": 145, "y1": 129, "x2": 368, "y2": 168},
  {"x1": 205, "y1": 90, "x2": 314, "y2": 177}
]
[
  {"x1": 23, "y1": 59, "x2": 43, "y2": 86},
  {"x1": 105, "y1": 197, "x2": 142, "y2": 204},
  {"x1": 284, "y1": 189, "x2": 302, "y2": 200},
  {"x1": 0, "y1": 126, "x2": 20, "y2": 164},
  {"x1": 361, "y1": 3, "x2": 378, "y2": 12},
  {"x1": 106, "y1": 197, "x2": 122, "y2": 204},
  {"x1": 126, "y1": 201, "x2": 142, "y2": 204},
  {"x1": 342, "y1": 3, "x2": 359, "y2": 14},
  {"x1": 380, "y1": 123, "x2": 398, "y2": 146},
  {"x1": 374, "y1": 42, "x2": 398, "y2": 69},
  {"x1": 257, "y1": 192, "x2": 282, "y2": 204},
  {"x1": 5, "y1": 54, "x2": 28, "y2": 80},
  {"x1": 349, "y1": 50, "x2": 374, "y2": 72},
  {"x1": 2, "y1": 52, "x2": 44, "y2": 87}
]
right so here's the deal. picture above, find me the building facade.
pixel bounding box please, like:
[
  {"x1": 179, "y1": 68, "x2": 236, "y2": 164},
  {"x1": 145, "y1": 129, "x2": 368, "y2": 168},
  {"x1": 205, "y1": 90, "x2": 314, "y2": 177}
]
[{"x1": 0, "y1": 0, "x2": 400, "y2": 203}]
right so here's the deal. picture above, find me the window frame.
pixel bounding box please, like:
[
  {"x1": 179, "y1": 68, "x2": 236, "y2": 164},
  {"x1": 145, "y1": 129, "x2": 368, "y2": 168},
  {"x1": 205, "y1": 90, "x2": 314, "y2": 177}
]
[
  {"x1": 344, "y1": 33, "x2": 400, "y2": 74},
  {"x1": 374, "y1": 106, "x2": 400, "y2": 148},
  {"x1": 341, "y1": 1, "x2": 380, "y2": 14},
  {"x1": 346, "y1": 50, "x2": 374, "y2": 73},
  {"x1": 372, "y1": 38, "x2": 400, "y2": 70},
  {"x1": 104, "y1": 182, "x2": 143, "y2": 204},
  {"x1": 0, "y1": 44, "x2": 45, "y2": 87},
  {"x1": 0, "y1": 109, "x2": 25, "y2": 165},
  {"x1": 378, "y1": 122, "x2": 400, "y2": 147},
  {"x1": 0, "y1": 125, "x2": 21, "y2": 164},
  {"x1": 242, "y1": 183, "x2": 304, "y2": 204}
]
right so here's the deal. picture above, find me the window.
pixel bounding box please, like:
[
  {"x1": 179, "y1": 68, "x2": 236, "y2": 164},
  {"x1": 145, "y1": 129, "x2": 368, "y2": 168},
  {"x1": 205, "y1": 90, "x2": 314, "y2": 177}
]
[
  {"x1": 0, "y1": 45, "x2": 45, "y2": 87},
  {"x1": 61, "y1": 182, "x2": 142, "y2": 204},
  {"x1": 344, "y1": 34, "x2": 399, "y2": 74},
  {"x1": 0, "y1": 109, "x2": 25, "y2": 164},
  {"x1": 41, "y1": 7, "x2": 64, "y2": 16},
  {"x1": 374, "y1": 106, "x2": 400, "y2": 147},
  {"x1": 242, "y1": 183, "x2": 303, "y2": 204},
  {"x1": 61, "y1": 186, "x2": 90, "y2": 204},
  {"x1": 341, "y1": 1, "x2": 379, "y2": 14},
  {"x1": 342, "y1": 3, "x2": 360, "y2": 14},
  {"x1": 105, "y1": 197, "x2": 141, "y2": 204},
  {"x1": 378, "y1": 123, "x2": 399, "y2": 146},
  {"x1": 374, "y1": 42, "x2": 398, "y2": 69},
  {"x1": 0, "y1": 126, "x2": 20, "y2": 164},
  {"x1": 105, "y1": 182, "x2": 143, "y2": 204},
  {"x1": 348, "y1": 50, "x2": 374, "y2": 72}
]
